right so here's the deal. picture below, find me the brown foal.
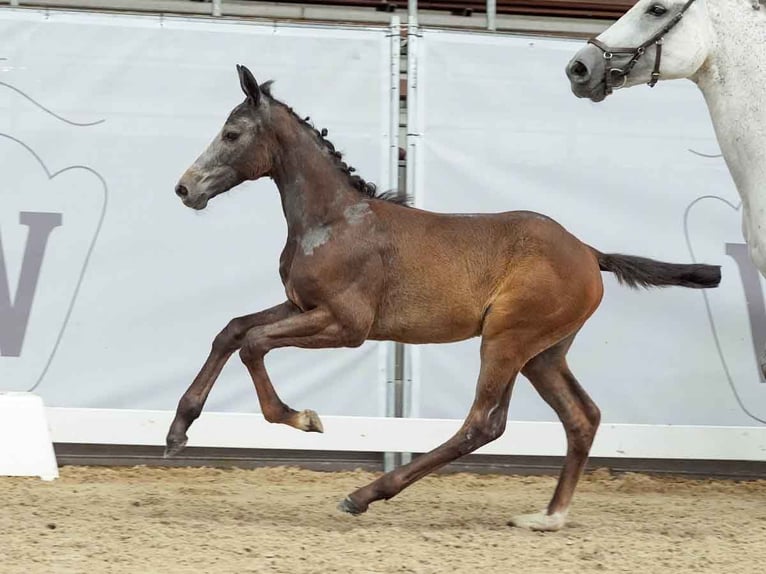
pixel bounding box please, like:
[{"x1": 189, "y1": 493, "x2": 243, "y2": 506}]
[{"x1": 166, "y1": 65, "x2": 720, "y2": 531}]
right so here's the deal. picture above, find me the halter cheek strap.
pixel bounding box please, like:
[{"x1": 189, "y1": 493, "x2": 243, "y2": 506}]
[{"x1": 587, "y1": 0, "x2": 696, "y2": 95}]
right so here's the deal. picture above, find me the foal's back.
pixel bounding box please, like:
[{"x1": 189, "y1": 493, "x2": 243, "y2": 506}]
[{"x1": 367, "y1": 202, "x2": 603, "y2": 345}]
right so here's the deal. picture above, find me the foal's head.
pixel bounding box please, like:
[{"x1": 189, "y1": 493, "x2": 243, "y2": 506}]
[{"x1": 175, "y1": 65, "x2": 277, "y2": 210}]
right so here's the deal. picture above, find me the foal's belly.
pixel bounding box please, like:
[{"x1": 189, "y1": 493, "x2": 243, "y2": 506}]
[
  {"x1": 367, "y1": 312, "x2": 482, "y2": 345},
  {"x1": 366, "y1": 286, "x2": 487, "y2": 345},
  {"x1": 363, "y1": 215, "x2": 530, "y2": 344}
]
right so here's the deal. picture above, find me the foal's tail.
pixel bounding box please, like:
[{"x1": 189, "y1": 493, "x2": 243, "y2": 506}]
[{"x1": 589, "y1": 247, "x2": 721, "y2": 289}]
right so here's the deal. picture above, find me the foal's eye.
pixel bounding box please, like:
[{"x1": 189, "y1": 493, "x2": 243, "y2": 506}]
[
  {"x1": 222, "y1": 131, "x2": 240, "y2": 142},
  {"x1": 646, "y1": 3, "x2": 668, "y2": 16}
]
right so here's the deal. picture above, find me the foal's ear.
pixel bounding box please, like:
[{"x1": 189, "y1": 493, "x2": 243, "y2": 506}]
[{"x1": 236, "y1": 64, "x2": 261, "y2": 106}]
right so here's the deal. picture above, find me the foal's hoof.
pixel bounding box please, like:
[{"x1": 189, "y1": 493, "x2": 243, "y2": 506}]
[
  {"x1": 295, "y1": 409, "x2": 324, "y2": 433},
  {"x1": 508, "y1": 510, "x2": 567, "y2": 532},
  {"x1": 337, "y1": 497, "x2": 365, "y2": 516},
  {"x1": 164, "y1": 436, "x2": 188, "y2": 458}
]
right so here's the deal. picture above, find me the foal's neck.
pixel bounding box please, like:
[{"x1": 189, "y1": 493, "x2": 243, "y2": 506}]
[
  {"x1": 693, "y1": 2, "x2": 766, "y2": 209},
  {"x1": 269, "y1": 107, "x2": 364, "y2": 237}
]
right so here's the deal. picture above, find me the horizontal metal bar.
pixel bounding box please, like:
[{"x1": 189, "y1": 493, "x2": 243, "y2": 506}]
[
  {"x1": 4, "y1": 0, "x2": 613, "y2": 36},
  {"x1": 54, "y1": 443, "x2": 766, "y2": 480}
]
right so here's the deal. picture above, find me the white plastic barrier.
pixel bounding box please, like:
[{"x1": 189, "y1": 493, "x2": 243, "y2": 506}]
[
  {"x1": 46, "y1": 407, "x2": 765, "y2": 460},
  {"x1": 0, "y1": 392, "x2": 58, "y2": 480}
]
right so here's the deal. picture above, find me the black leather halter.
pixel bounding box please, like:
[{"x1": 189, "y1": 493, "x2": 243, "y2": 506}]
[{"x1": 588, "y1": 0, "x2": 697, "y2": 95}]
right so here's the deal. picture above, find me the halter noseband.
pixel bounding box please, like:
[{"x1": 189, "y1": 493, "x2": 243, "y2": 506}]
[{"x1": 587, "y1": 0, "x2": 697, "y2": 95}]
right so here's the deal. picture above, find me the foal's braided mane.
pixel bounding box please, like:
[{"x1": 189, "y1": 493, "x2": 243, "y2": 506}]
[{"x1": 260, "y1": 81, "x2": 408, "y2": 206}]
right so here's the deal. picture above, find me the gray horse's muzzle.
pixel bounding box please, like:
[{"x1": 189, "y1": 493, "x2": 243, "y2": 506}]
[{"x1": 565, "y1": 45, "x2": 609, "y2": 102}]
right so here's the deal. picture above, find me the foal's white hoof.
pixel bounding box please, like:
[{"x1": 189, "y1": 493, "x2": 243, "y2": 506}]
[
  {"x1": 508, "y1": 510, "x2": 567, "y2": 532},
  {"x1": 295, "y1": 409, "x2": 324, "y2": 433}
]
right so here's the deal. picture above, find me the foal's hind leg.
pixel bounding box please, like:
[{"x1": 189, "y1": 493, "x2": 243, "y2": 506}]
[
  {"x1": 165, "y1": 301, "x2": 318, "y2": 457},
  {"x1": 339, "y1": 335, "x2": 520, "y2": 515},
  {"x1": 508, "y1": 335, "x2": 601, "y2": 531}
]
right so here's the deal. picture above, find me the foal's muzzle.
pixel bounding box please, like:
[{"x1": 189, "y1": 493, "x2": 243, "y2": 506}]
[{"x1": 174, "y1": 173, "x2": 210, "y2": 210}]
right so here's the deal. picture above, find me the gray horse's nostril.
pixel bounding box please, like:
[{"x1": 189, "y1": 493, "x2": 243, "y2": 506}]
[
  {"x1": 568, "y1": 60, "x2": 591, "y2": 83},
  {"x1": 175, "y1": 184, "x2": 189, "y2": 198}
]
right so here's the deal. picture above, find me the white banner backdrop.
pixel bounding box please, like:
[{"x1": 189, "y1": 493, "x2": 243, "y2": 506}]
[
  {"x1": 0, "y1": 10, "x2": 395, "y2": 417},
  {"x1": 3, "y1": 12, "x2": 764, "y2": 459},
  {"x1": 411, "y1": 29, "x2": 766, "y2": 433}
]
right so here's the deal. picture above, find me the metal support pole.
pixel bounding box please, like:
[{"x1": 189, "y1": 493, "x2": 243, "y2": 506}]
[
  {"x1": 487, "y1": 0, "x2": 497, "y2": 31},
  {"x1": 393, "y1": 342, "x2": 405, "y2": 421},
  {"x1": 212, "y1": 0, "x2": 222, "y2": 17},
  {"x1": 384, "y1": 15, "x2": 402, "y2": 474},
  {"x1": 405, "y1": 16, "x2": 418, "y2": 215},
  {"x1": 408, "y1": 0, "x2": 418, "y2": 28},
  {"x1": 391, "y1": 5, "x2": 420, "y2": 470},
  {"x1": 389, "y1": 16, "x2": 402, "y2": 208}
]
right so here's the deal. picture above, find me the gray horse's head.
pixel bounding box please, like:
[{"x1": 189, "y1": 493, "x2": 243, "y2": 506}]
[{"x1": 565, "y1": 0, "x2": 713, "y2": 101}]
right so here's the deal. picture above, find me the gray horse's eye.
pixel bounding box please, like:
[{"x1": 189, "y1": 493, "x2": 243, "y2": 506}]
[
  {"x1": 222, "y1": 131, "x2": 240, "y2": 142},
  {"x1": 646, "y1": 3, "x2": 668, "y2": 16}
]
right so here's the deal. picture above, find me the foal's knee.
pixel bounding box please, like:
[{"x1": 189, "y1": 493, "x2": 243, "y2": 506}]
[
  {"x1": 239, "y1": 331, "x2": 267, "y2": 363},
  {"x1": 177, "y1": 394, "x2": 203, "y2": 423},
  {"x1": 212, "y1": 318, "x2": 249, "y2": 353}
]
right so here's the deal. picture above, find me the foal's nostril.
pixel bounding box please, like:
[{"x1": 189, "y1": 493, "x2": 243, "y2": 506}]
[
  {"x1": 568, "y1": 60, "x2": 591, "y2": 83},
  {"x1": 175, "y1": 184, "x2": 189, "y2": 198}
]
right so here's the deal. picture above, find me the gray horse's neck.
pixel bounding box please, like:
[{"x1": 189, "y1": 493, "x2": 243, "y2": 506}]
[{"x1": 693, "y1": 0, "x2": 766, "y2": 263}]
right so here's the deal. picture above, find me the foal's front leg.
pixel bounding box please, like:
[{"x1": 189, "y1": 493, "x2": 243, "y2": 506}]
[
  {"x1": 165, "y1": 301, "x2": 300, "y2": 457},
  {"x1": 238, "y1": 307, "x2": 367, "y2": 432}
]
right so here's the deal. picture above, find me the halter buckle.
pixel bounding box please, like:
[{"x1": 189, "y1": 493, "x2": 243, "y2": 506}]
[
  {"x1": 603, "y1": 52, "x2": 613, "y2": 60},
  {"x1": 609, "y1": 70, "x2": 628, "y2": 90}
]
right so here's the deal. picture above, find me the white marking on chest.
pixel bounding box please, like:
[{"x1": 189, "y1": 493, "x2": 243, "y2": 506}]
[
  {"x1": 300, "y1": 226, "x2": 331, "y2": 255},
  {"x1": 344, "y1": 202, "x2": 371, "y2": 225}
]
